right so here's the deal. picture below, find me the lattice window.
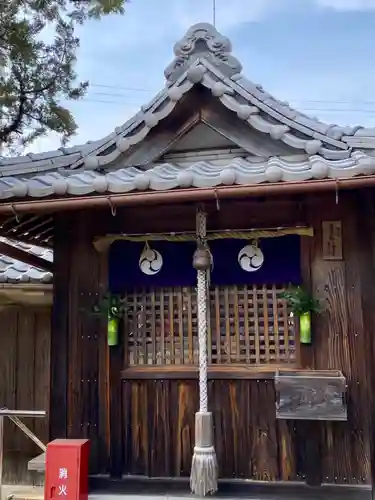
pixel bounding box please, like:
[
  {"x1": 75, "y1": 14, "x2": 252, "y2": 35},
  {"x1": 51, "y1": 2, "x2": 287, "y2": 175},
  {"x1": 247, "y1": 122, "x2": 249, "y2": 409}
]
[{"x1": 123, "y1": 285, "x2": 296, "y2": 366}]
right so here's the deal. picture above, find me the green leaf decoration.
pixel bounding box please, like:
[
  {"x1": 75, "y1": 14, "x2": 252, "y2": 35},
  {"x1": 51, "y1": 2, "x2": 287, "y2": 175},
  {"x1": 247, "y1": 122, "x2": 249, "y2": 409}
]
[
  {"x1": 82, "y1": 291, "x2": 126, "y2": 320},
  {"x1": 279, "y1": 285, "x2": 321, "y2": 316}
]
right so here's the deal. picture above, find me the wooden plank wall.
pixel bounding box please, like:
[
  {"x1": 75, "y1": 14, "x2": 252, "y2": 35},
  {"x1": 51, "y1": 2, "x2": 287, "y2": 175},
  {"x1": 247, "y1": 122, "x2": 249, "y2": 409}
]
[
  {"x1": 0, "y1": 306, "x2": 51, "y2": 485},
  {"x1": 310, "y1": 192, "x2": 372, "y2": 485},
  {"x1": 121, "y1": 378, "x2": 355, "y2": 482},
  {"x1": 51, "y1": 192, "x2": 375, "y2": 485}
]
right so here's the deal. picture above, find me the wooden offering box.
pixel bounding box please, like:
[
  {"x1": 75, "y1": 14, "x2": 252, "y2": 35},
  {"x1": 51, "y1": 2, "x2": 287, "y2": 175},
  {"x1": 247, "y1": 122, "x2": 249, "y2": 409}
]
[{"x1": 275, "y1": 370, "x2": 347, "y2": 421}]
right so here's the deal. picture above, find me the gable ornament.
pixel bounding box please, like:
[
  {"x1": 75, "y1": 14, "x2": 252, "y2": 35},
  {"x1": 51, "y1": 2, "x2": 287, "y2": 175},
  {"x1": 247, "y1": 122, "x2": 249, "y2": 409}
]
[{"x1": 164, "y1": 22, "x2": 242, "y2": 84}]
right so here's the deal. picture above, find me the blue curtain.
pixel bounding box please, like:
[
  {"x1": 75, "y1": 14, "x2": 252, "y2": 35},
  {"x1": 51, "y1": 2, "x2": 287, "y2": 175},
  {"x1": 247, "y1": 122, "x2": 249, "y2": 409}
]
[{"x1": 108, "y1": 235, "x2": 301, "y2": 292}]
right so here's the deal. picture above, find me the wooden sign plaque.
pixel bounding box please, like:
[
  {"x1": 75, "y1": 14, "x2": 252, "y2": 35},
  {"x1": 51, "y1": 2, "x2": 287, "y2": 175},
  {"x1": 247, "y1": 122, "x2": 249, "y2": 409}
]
[{"x1": 322, "y1": 221, "x2": 343, "y2": 260}]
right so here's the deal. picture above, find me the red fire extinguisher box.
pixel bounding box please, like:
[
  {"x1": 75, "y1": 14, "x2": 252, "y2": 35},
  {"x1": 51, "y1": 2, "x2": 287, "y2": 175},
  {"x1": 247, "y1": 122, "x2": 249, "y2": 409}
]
[{"x1": 44, "y1": 439, "x2": 90, "y2": 500}]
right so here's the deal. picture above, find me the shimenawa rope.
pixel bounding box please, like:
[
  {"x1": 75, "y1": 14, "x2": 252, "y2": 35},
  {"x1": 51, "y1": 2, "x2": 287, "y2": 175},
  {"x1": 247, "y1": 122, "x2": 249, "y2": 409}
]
[{"x1": 93, "y1": 226, "x2": 313, "y2": 251}]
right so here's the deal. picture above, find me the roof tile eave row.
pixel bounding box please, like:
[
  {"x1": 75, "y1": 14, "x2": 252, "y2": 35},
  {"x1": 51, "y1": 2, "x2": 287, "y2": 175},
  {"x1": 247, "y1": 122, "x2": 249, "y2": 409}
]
[
  {"x1": 0, "y1": 270, "x2": 53, "y2": 284},
  {"x1": 1, "y1": 151, "x2": 375, "y2": 200},
  {"x1": 0, "y1": 237, "x2": 53, "y2": 283}
]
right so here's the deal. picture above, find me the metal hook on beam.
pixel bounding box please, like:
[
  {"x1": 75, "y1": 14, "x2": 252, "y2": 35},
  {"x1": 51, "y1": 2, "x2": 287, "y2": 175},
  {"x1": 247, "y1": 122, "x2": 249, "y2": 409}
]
[
  {"x1": 107, "y1": 197, "x2": 116, "y2": 217},
  {"x1": 214, "y1": 188, "x2": 220, "y2": 211},
  {"x1": 335, "y1": 181, "x2": 340, "y2": 205},
  {"x1": 11, "y1": 204, "x2": 20, "y2": 223}
]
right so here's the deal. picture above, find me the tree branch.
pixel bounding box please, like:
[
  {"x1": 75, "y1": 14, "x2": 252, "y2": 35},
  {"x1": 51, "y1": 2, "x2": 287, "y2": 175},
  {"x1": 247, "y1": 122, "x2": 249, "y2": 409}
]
[{"x1": 0, "y1": 82, "x2": 27, "y2": 143}]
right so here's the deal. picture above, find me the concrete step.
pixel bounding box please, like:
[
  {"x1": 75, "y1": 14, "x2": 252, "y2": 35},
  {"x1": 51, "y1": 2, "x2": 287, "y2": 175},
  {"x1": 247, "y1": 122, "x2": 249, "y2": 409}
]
[
  {"x1": 6, "y1": 494, "x2": 43, "y2": 500},
  {"x1": 2, "y1": 485, "x2": 43, "y2": 500}
]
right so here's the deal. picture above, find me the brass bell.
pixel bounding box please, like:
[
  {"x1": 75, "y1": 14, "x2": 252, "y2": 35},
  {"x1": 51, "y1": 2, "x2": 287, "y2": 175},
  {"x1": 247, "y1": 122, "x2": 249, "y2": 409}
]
[{"x1": 193, "y1": 246, "x2": 211, "y2": 271}]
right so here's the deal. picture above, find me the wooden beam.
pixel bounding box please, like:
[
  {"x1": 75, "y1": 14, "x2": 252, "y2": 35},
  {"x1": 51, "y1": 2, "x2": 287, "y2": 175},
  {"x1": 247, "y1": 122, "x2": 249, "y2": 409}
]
[
  {"x1": 122, "y1": 110, "x2": 200, "y2": 167},
  {"x1": 0, "y1": 241, "x2": 53, "y2": 273},
  {"x1": 201, "y1": 92, "x2": 294, "y2": 156},
  {"x1": 0, "y1": 233, "x2": 52, "y2": 250}
]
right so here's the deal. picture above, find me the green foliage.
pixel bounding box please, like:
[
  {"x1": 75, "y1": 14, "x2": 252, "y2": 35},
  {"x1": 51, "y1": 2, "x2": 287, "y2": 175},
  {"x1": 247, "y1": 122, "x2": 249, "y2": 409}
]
[
  {"x1": 279, "y1": 285, "x2": 321, "y2": 316},
  {"x1": 0, "y1": 0, "x2": 127, "y2": 153},
  {"x1": 90, "y1": 291, "x2": 126, "y2": 320}
]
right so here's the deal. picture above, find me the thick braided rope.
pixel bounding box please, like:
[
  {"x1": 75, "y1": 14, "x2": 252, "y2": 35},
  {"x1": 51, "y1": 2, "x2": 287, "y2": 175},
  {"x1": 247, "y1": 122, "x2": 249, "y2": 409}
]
[
  {"x1": 197, "y1": 270, "x2": 208, "y2": 412},
  {"x1": 93, "y1": 227, "x2": 314, "y2": 251},
  {"x1": 196, "y1": 209, "x2": 208, "y2": 413}
]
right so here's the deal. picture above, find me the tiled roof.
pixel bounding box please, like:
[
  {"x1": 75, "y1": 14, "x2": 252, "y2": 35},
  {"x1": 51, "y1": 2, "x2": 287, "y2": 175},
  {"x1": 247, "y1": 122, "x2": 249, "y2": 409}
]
[
  {"x1": 0, "y1": 142, "x2": 105, "y2": 177},
  {"x1": 0, "y1": 151, "x2": 374, "y2": 199},
  {"x1": 1, "y1": 23, "x2": 375, "y2": 184},
  {"x1": 0, "y1": 238, "x2": 53, "y2": 283}
]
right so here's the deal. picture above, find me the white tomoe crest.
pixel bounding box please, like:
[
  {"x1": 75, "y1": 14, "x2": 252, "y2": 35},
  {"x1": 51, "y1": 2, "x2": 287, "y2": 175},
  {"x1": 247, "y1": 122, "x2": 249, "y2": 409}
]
[
  {"x1": 139, "y1": 244, "x2": 163, "y2": 275},
  {"x1": 238, "y1": 244, "x2": 264, "y2": 272}
]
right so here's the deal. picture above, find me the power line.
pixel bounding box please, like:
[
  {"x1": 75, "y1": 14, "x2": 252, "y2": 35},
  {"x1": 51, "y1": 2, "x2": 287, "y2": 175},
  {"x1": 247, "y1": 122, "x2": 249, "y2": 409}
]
[
  {"x1": 298, "y1": 108, "x2": 375, "y2": 114},
  {"x1": 290, "y1": 99, "x2": 375, "y2": 106},
  {"x1": 90, "y1": 83, "x2": 153, "y2": 92},
  {"x1": 90, "y1": 90, "x2": 147, "y2": 100},
  {"x1": 87, "y1": 86, "x2": 375, "y2": 110},
  {"x1": 75, "y1": 98, "x2": 140, "y2": 105},
  {"x1": 74, "y1": 96, "x2": 375, "y2": 115},
  {"x1": 68, "y1": 85, "x2": 375, "y2": 116},
  {"x1": 88, "y1": 83, "x2": 375, "y2": 105}
]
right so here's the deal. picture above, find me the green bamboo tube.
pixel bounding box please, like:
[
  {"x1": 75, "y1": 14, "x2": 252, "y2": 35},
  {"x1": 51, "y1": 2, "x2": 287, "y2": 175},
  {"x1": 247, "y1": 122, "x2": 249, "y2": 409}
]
[
  {"x1": 107, "y1": 316, "x2": 119, "y2": 346},
  {"x1": 299, "y1": 311, "x2": 312, "y2": 344}
]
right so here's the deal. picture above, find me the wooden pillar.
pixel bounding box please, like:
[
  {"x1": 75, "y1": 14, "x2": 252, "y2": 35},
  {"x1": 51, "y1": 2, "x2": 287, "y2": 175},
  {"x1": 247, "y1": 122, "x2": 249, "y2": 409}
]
[
  {"x1": 90, "y1": 243, "x2": 123, "y2": 478},
  {"x1": 50, "y1": 210, "x2": 110, "y2": 474},
  {"x1": 50, "y1": 213, "x2": 71, "y2": 439},
  {"x1": 109, "y1": 327, "x2": 124, "y2": 478},
  {"x1": 299, "y1": 204, "x2": 314, "y2": 369},
  {"x1": 353, "y1": 190, "x2": 375, "y2": 496}
]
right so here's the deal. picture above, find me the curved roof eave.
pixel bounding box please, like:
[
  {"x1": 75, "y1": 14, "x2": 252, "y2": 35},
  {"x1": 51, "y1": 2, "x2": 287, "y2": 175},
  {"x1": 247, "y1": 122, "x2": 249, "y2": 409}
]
[{"x1": 1, "y1": 150, "x2": 375, "y2": 201}]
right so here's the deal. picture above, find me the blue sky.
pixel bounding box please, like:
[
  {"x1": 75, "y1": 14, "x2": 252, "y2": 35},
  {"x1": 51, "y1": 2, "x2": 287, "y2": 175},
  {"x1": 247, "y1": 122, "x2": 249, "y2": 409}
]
[{"x1": 31, "y1": 0, "x2": 375, "y2": 153}]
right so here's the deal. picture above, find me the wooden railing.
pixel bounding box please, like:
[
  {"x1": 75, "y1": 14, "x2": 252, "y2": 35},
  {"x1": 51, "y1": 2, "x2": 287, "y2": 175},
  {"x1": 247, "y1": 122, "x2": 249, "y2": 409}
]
[{"x1": 0, "y1": 408, "x2": 46, "y2": 500}]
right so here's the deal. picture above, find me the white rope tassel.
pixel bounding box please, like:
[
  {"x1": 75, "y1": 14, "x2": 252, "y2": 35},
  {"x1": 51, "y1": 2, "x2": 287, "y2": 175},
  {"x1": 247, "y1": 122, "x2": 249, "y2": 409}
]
[{"x1": 190, "y1": 208, "x2": 218, "y2": 497}]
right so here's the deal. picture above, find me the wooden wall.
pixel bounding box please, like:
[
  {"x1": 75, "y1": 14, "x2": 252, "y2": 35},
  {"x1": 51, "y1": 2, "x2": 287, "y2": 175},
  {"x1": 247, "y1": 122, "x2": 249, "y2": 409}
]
[
  {"x1": 120, "y1": 377, "x2": 367, "y2": 483},
  {"x1": 51, "y1": 190, "x2": 375, "y2": 485},
  {"x1": 0, "y1": 306, "x2": 51, "y2": 485}
]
